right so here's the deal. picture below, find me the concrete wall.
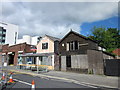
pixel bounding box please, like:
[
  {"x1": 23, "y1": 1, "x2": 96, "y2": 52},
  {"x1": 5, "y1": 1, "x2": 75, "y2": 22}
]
[
  {"x1": 0, "y1": 22, "x2": 19, "y2": 46},
  {"x1": 31, "y1": 36, "x2": 39, "y2": 45},
  {"x1": 87, "y1": 50, "x2": 104, "y2": 75},
  {"x1": 71, "y1": 55, "x2": 88, "y2": 69},
  {"x1": 61, "y1": 56, "x2": 66, "y2": 71},
  {"x1": 54, "y1": 54, "x2": 60, "y2": 71},
  {"x1": 17, "y1": 35, "x2": 39, "y2": 45}
]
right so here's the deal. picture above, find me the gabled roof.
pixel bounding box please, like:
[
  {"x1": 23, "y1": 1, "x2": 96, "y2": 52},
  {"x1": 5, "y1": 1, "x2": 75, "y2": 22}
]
[
  {"x1": 59, "y1": 30, "x2": 97, "y2": 43},
  {"x1": 45, "y1": 34, "x2": 60, "y2": 41}
]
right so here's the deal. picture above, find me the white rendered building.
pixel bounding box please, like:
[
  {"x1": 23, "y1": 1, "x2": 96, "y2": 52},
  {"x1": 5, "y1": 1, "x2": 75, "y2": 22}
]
[
  {"x1": 0, "y1": 22, "x2": 19, "y2": 45},
  {"x1": 17, "y1": 35, "x2": 41, "y2": 45}
]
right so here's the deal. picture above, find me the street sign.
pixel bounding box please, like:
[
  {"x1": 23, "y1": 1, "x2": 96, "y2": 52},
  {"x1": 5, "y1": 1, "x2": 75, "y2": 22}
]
[{"x1": 3, "y1": 62, "x2": 7, "y2": 67}]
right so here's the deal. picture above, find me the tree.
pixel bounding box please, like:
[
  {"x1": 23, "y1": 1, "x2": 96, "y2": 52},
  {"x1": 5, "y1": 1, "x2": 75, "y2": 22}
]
[{"x1": 88, "y1": 26, "x2": 120, "y2": 53}]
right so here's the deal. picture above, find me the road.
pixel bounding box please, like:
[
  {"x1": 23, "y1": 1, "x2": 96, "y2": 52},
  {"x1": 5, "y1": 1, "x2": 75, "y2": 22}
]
[
  {"x1": 8, "y1": 73, "x2": 94, "y2": 88},
  {"x1": 0, "y1": 73, "x2": 117, "y2": 90}
]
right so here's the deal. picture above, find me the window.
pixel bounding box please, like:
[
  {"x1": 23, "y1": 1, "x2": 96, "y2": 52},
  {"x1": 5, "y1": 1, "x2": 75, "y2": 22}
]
[
  {"x1": 66, "y1": 43, "x2": 69, "y2": 51},
  {"x1": 0, "y1": 31, "x2": 2, "y2": 34},
  {"x1": 3, "y1": 30, "x2": 6, "y2": 34},
  {"x1": 0, "y1": 36, "x2": 2, "y2": 39},
  {"x1": 42, "y1": 43, "x2": 48, "y2": 49},
  {"x1": 2, "y1": 37, "x2": 5, "y2": 40},
  {"x1": 66, "y1": 41, "x2": 79, "y2": 51},
  {"x1": 75, "y1": 41, "x2": 79, "y2": 50},
  {"x1": 70, "y1": 41, "x2": 74, "y2": 50}
]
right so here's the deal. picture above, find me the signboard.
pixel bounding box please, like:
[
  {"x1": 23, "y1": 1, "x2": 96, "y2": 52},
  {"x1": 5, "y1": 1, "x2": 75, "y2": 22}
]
[{"x1": 3, "y1": 62, "x2": 7, "y2": 67}]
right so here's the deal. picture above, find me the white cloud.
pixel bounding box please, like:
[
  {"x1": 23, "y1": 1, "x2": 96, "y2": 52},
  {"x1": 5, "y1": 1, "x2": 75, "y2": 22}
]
[{"x1": 1, "y1": 2, "x2": 118, "y2": 38}]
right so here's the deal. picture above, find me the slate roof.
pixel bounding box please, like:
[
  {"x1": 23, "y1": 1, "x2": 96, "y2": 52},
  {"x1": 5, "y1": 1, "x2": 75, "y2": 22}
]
[{"x1": 45, "y1": 34, "x2": 60, "y2": 41}]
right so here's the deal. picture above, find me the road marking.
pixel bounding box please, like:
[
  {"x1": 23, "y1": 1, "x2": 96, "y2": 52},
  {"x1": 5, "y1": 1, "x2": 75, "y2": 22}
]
[
  {"x1": 11, "y1": 70, "x2": 98, "y2": 88},
  {"x1": 40, "y1": 77, "x2": 49, "y2": 80},
  {"x1": 10, "y1": 70, "x2": 117, "y2": 89},
  {"x1": 74, "y1": 81, "x2": 98, "y2": 88},
  {"x1": 13, "y1": 79, "x2": 32, "y2": 86}
]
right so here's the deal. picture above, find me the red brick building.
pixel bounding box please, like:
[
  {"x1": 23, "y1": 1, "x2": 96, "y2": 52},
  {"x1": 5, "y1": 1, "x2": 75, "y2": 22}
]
[
  {"x1": 2, "y1": 43, "x2": 36, "y2": 65},
  {"x1": 113, "y1": 48, "x2": 120, "y2": 59}
]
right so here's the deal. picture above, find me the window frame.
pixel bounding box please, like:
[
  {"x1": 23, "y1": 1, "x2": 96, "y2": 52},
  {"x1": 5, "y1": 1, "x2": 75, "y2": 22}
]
[{"x1": 42, "y1": 42, "x2": 48, "y2": 49}]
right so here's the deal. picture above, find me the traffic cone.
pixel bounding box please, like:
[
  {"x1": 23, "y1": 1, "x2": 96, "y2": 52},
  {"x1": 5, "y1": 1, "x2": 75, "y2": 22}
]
[
  {"x1": 8, "y1": 75, "x2": 14, "y2": 83},
  {"x1": 31, "y1": 80, "x2": 35, "y2": 89},
  {"x1": 2, "y1": 72, "x2": 5, "y2": 80}
]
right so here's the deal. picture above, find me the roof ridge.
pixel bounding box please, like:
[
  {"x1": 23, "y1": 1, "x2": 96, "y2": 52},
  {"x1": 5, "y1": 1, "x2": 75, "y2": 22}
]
[{"x1": 45, "y1": 34, "x2": 60, "y2": 39}]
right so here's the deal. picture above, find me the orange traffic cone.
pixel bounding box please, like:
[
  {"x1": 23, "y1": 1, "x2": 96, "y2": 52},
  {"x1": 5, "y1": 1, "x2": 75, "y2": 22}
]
[
  {"x1": 32, "y1": 80, "x2": 35, "y2": 89},
  {"x1": 8, "y1": 75, "x2": 14, "y2": 83},
  {"x1": 2, "y1": 72, "x2": 5, "y2": 80}
]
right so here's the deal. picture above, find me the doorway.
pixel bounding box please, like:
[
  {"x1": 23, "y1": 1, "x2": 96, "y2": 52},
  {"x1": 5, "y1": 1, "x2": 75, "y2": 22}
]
[
  {"x1": 8, "y1": 52, "x2": 15, "y2": 65},
  {"x1": 66, "y1": 55, "x2": 71, "y2": 68}
]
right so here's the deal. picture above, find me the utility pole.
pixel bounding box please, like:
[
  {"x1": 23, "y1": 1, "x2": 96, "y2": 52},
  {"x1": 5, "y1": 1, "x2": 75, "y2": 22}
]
[
  {"x1": 0, "y1": 31, "x2": 8, "y2": 86},
  {"x1": 0, "y1": 44, "x2": 2, "y2": 73}
]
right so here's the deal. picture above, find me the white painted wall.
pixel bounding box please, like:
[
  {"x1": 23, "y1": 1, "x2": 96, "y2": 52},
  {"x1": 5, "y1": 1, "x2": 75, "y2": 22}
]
[
  {"x1": 23, "y1": 35, "x2": 31, "y2": 44},
  {"x1": 16, "y1": 39, "x2": 23, "y2": 44},
  {"x1": 31, "y1": 36, "x2": 39, "y2": 45},
  {"x1": 0, "y1": 22, "x2": 19, "y2": 46},
  {"x1": 17, "y1": 35, "x2": 39, "y2": 45},
  {"x1": 52, "y1": 55, "x2": 54, "y2": 67}
]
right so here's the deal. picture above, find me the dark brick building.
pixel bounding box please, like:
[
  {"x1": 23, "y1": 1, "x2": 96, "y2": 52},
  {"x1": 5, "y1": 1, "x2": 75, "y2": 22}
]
[{"x1": 2, "y1": 43, "x2": 36, "y2": 65}]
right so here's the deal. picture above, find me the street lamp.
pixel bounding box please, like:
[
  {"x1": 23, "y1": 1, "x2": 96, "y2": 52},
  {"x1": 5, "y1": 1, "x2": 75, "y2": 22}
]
[{"x1": 0, "y1": 27, "x2": 8, "y2": 85}]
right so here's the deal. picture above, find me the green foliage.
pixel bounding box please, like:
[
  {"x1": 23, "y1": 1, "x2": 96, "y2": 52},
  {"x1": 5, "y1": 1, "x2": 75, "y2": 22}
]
[{"x1": 88, "y1": 26, "x2": 120, "y2": 53}]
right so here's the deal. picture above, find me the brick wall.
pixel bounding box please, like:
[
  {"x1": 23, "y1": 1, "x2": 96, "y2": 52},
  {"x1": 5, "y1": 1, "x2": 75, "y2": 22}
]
[{"x1": 2, "y1": 43, "x2": 35, "y2": 65}]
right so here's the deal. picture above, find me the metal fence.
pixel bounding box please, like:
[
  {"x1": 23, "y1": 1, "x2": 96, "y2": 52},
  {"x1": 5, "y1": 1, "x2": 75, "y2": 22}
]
[{"x1": 104, "y1": 59, "x2": 120, "y2": 76}]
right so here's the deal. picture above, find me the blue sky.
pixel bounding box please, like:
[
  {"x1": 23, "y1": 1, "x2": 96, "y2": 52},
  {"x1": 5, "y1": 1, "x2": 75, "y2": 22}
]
[
  {"x1": 1, "y1": 2, "x2": 118, "y2": 38},
  {"x1": 81, "y1": 16, "x2": 118, "y2": 36}
]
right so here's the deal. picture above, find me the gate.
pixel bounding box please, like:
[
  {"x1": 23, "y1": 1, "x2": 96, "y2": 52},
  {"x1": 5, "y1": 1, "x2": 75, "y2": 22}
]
[{"x1": 104, "y1": 59, "x2": 120, "y2": 76}]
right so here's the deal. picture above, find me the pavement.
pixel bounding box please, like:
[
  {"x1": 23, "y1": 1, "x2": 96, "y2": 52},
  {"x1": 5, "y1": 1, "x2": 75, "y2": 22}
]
[{"x1": 5, "y1": 66, "x2": 120, "y2": 89}]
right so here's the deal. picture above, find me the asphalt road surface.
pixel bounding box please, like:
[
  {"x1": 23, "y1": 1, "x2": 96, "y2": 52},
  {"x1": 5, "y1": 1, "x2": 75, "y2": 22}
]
[
  {"x1": 0, "y1": 72, "x2": 118, "y2": 90},
  {"x1": 12, "y1": 73, "x2": 93, "y2": 88},
  {"x1": 1, "y1": 73, "x2": 96, "y2": 89}
]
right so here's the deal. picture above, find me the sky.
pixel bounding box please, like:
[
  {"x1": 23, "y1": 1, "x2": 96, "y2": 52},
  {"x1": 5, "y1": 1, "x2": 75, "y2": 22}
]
[{"x1": 0, "y1": 1, "x2": 119, "y2": 39}]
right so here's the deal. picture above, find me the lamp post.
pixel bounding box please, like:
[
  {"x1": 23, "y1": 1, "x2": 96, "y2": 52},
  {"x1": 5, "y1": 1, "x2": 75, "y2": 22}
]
[
  {"x1": 0, "y1": 30, "x2": 8, "y2": 86},
  {"x1": 0, "y1": 44, "x2": 2, "y2": 72}
]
